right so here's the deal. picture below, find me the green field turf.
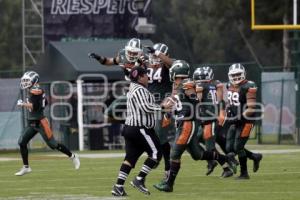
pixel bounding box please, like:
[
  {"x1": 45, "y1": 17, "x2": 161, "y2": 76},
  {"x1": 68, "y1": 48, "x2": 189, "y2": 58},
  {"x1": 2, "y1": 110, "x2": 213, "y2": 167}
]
[{"x1": 1, "y1": 145, "x2": 300, "y2": 200}]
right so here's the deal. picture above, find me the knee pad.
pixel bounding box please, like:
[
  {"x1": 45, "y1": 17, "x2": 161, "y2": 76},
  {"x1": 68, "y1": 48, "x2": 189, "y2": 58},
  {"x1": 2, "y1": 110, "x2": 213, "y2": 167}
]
[
  {"x1": 171, "y1": 149, "x2": 183, "y2": 160},
  {"x1": 48, "y1": 142, "x2": 58, "y2": 150},
  {"x1": 19, "y1": 143, "x2": 27, "y2": 149},
  {"x1": 237, "y1": 149, "x2": 246, "y2": 158},
  {"x1": 156, "y1": 151, "x2": 163, "y2": 162},
  {"x1": 124, "y1": 155, "x2": 139, "y2": 168},
  {"x1": 190, "y1": 151, "x2": 203, "y2": 161}
]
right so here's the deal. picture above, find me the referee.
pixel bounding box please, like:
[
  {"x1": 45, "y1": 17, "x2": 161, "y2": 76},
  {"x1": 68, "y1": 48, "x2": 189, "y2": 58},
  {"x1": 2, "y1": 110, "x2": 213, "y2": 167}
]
[{"x1": 111, "y1": 66, "x2": 169, "y2": 196}]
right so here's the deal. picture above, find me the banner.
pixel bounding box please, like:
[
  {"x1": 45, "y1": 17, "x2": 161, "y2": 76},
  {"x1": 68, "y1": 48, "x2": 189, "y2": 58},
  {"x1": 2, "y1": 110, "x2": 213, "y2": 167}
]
[
  {"x1": 261, "y1": 72, "x2": 296, "y2": 135},
  {"x1": 0, "y1": 79, "x2": 22, "y2": 149},
  {"x1": 44, "y1": 0, "x2": 152, "y2": 41}
]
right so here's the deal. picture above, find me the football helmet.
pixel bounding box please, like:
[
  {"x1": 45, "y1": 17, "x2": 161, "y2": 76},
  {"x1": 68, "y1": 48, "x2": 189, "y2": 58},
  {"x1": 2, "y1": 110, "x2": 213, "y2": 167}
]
[
  {"x1": 125, "y1": 38, "x2": 143, "y2": 62},
  {"x1": 228, "y1": 63, "x2": 246, "y2": 85},
  {"x1": 193, "y1": 66, "x2": 214, "y2": 82},
  {"x1": 149, "y1": 43, "x2": 169, "y2": 67},
  {"x1": 20, "y1": 71, "x2": 39, "y2": 89},
  {"x1": 169, "y1": 60, "x2": 190, "y2": 82}
]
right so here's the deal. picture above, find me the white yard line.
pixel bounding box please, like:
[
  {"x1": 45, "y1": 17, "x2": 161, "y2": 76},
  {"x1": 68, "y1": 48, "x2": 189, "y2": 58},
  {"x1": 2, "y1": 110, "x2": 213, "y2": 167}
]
[
  {"x1": 0, "y1": 158, "x2": 18, "y2": 161},
  {"x1": 2, "y1": 149, "x2": 300, "y2": 161},
  {"x1": 47, "y1": 149, "x2": 300, "y2": 158}
]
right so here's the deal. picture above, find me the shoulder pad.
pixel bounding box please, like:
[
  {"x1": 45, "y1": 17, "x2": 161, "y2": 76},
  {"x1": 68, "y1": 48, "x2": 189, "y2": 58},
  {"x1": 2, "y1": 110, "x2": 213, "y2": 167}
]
[
  {"x1": 247, "y1": 80, "x2": 256, "y2": 86},
  {"x1": 30, "y1": 85, "x2": 43, "y2": 95},
  {"x1": 245, "y1": 80, "x2": 256, "y2": 88},
  {"x1": 215, "y1": 80, "x2": 223, "y2": 88}
]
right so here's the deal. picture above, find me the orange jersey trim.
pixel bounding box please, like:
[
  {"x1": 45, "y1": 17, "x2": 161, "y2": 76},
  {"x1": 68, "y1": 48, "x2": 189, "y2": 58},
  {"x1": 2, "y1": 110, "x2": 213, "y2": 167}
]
[
  {"x1": 162, "y1": 115, "x2": 172, "y2": 128},
  {"x1": 203, "y1": 124, "x2": 213, "y2": 140},
  {"x1": 176, "y1": 121, "x2": 193, "y2": 145},
  {"x1": 30, "y1": 89, "x2": 43, "y2": 95},
  {"x1": 240, "y1": 123, "x2": 253, "y2": 138}
]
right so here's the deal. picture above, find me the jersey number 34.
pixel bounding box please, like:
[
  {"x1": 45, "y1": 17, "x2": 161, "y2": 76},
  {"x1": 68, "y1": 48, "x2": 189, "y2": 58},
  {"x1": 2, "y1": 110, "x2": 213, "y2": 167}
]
[{"x1": 147, "y1": 68, "x2": 162, "y2": 83}]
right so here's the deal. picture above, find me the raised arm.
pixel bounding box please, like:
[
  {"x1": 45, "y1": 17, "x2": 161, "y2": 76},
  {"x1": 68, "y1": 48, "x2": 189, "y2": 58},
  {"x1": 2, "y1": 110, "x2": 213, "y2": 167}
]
[{"x1": 88, "y1": 52, "x2": 120, "y2": 66}]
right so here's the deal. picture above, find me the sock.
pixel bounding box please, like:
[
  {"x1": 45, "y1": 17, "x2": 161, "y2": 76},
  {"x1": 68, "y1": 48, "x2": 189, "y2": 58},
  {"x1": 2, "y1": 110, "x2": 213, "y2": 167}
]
[
  {"x1": 238, "y1": 155, "x2": 248, "y2": 174},
  {"x1": 217, "y1": 156, "x2": 227, "y2": 168},
  {"x1": 56, "y1": 143, "x2": 72, "y2": 157},
  {"x1": 216, "y1": 153, "x2": 227, "y2": 165},
  {"x1": 116, "y1": 163, "x2": 132, "y2": 186},
  {"x1": 162, "y1": 142, "x2": 171, "y2": 171},
  {"x1": 201, "y1": 151, "x2": 214, "y2": 160},
  {"x1": 20, "y1": 144, "x2": 29, "y2": 166},
  {"x1": 137, "y1": 158, "x2": 158, "y2": 180},
  {"x1": 167, "y1": 161, "x2": 181, "y2": 186},
  {"x1": 245, "y1": 149, "x2": 254, "y2": 160},
  {"x1": 202, "y1": 151, "x2": 226, "y2": 165}
]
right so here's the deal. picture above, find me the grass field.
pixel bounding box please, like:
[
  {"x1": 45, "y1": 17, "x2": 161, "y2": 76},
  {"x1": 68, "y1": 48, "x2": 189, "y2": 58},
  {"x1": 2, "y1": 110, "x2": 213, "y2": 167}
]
[{"x1": 1, "y1": 145, "x2": 300, "y2": 200}]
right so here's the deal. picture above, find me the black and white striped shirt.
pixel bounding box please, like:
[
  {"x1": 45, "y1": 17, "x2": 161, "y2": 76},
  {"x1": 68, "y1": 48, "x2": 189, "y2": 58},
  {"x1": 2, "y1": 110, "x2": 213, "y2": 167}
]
[{"x1": 125, "y1": 82, "x2": 161, "y2": 128}]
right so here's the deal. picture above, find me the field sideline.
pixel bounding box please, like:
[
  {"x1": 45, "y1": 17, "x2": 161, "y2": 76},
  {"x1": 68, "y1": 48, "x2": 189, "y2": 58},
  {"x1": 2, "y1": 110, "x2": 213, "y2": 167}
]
[{"x1": 1, "y1": 145, "x2": 300, "y2": 200}]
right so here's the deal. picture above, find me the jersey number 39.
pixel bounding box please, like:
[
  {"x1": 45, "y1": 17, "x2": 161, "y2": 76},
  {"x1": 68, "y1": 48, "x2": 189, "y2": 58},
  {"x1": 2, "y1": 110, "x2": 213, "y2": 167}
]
[{"x1": 227, "y1": 91, "x2": 240, "y2": 106}]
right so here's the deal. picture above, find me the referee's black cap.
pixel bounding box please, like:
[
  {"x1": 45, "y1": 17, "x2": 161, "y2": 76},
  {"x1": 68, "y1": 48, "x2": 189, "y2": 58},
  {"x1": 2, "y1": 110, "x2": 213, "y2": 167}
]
[{"x1": 129, "y1": 66, "x2": 147, "y2": 81}]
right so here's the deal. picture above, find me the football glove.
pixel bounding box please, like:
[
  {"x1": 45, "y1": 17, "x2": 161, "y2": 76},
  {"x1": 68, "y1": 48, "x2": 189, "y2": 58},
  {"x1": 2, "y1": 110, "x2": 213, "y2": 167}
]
[
  {"x1": 17, "y1": 99, "x2": 24, "y2": 106},
  {"x1": 161, "y1": 96, "x2": 176, "y2": 112},
  {"x1": 88, "y1": 52, "x2": 100, "y2": 59},
  {"x1": 145, "y1": 46, "x2": 160, "y2": 56},
  {"x1": 88, "y1": 53, "x2": 106, "y2": 64}
]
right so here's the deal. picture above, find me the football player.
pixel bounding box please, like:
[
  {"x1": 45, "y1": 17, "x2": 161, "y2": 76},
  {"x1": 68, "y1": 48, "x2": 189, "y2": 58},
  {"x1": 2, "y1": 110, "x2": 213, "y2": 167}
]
[
  {"x1": 144, "y1": 43, "x2": 175, "y2": 188},
  {"x1": 225, "y1": 63, "x2": 263, "y2": 179},
  {"x1": 15, "y1": 71, "x2": 80, "y2": 176},
  {"x1": 193, "y1": 66, "x2": 234, "y2": 178},
  {"x1": 154, "y1": 60, "x2": 237, "y2": 192},
  {"x1": 89, "y1": 38, "x2": 145, "y2": 123}
]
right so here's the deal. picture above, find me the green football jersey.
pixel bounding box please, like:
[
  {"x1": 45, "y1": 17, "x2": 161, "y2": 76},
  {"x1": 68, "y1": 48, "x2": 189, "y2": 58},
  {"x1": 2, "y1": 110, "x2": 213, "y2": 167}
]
[
  {"x1": 174, "y1": 83, "x2": 198, "y2": 121},
  {"x1": 147, "y1": 65, "x2": 172, "y2": 103},
  {"x1": 27, "y1": 85, "x2": 47, "y2": 121},
  {"x1": 197, "y1": 80, "x2": 221, "y2": 121},
  {"x1": 226, "y1": 80, "x2": 256, "y2": 121}
]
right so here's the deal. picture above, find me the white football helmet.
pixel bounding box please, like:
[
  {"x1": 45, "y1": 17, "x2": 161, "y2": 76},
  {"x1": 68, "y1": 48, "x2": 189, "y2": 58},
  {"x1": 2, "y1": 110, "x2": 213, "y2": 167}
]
[
  {"x1": 149, "y1": 43, "x2": 168, "y2": 67},
  {"x1": 228, "y1": 63, "x2": 246, "y2": 85},
  {"x1": 125, "y1": 38, "x2": 143, "y2": 62},
  {"x1": 20, "y1": 71, "x2": 39, "y2": 89}
]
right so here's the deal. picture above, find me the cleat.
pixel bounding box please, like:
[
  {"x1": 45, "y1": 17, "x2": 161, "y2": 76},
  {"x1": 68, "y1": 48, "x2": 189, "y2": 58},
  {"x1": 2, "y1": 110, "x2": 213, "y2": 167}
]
[
  {"x1": 153, "y1": 181, "x2": 173, "y2": 192},
  {"x1": 153, "y1": 179, "x2": 167, "y2": 189},
  {"x1": 226, "y1": 153, "x2": 237, "y2": 174},
  {"x1": 221, "y1": 169, "x2": 233, "y2": 178},
  {"x1": 232, "y1": 157, "x2": 240, "y2": 166},
  {"x1": 15, "y1": 166, "x2": 32, "y2": 176},
  {"x1": 130, "y1": 177, "x2": 150, "y2": 195},
  {"x1": 71, "y1": 154, "x2": 80, "y2": 170},
  {"x1": 206, "y1": 160, "x2": 218, "y2": 176},
  {"x1": 235, "y1": 173, "x2": 250, "y2": 180},
  {"x1": 253, "y1": 153, "x2": 262, "y2": 173},
  {"x1": 111, "y1": 185, "x2": 127, "y2": 196}
]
